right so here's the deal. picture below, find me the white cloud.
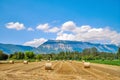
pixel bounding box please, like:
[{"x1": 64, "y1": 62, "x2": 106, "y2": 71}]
[
  {"x1": 17, "y1": 21, "x2": 120, "y2": 46},
  {"x1": 27, "y1": 27, "x2": 34, "y2": 31},
  {"x1": 48, "y1": 27, "x2": 60, "y2": 33},
  {"x1": 56, "y1": 21, "x2": 120, "y2": 45},
  {"x1": 88, "y1": 28, "x2": 103, "y2": 32},
  {"x1": 73, "y1": 25, "x2": 91, "y2": 33},
  {"x1": 61, "y1": 21, "x2": 76, "y2": 31},
  {"x1": 36, "y1": 23, "x2": 49, "y2": 32},
  {"x1": 6, "y1": 22, "x2": 25, "y2": 30},
  {"x1": 56, "y1": 33, "x2": 75, "y2": 40},
  {"x1": 23, "y1": 38, "x2": 47, "y2": 47},
  {"x1": 36, "y1": 23, "x2": 60, "y2": 33}
]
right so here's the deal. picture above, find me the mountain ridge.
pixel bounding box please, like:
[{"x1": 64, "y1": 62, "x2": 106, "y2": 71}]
[
  {"x1": 0, "y1": 40, "x2": 119, "y2": 54},
  {"x1": 38, "y1": 40, "x2": 118, "y2": 53}
]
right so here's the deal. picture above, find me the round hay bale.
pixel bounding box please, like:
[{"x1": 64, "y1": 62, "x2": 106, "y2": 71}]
[
  {"x1": 84, "y1": 62, "x2": 90, "y2": 68},
  {"x1": 45, "y1": 63, "x2": 52, "y2": 70},
  {"x1": 41, "y1": 59, "x2": 43, "y2": 61},
  {"x1": 36, "y1": 59, "x2": 39, "y2": 62},
  {"x1": 82, "y1": 60, "x2": 85, "y2": 63},
  {"x1": 23, "y1": 60, "x2": 28, "y2": 64},
  {"x1": 9, "y1": 60, "x2": 14, "y2": 64},
  {"x1": 69, "y1": 60, "x2": 72, "y2": 62},
  {"x1": 47, "y1": 60, "x2": 51, "y2": 62}
]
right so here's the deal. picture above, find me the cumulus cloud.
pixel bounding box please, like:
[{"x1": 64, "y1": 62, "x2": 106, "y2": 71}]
[
  {"x1": 6, "y1": 22, "x2": 25, "y2": 30},
  {"x1": 48, "y1": 27, "x2": 60, "y2": 33},
  {"x1": 61, "y1": 21, "x2": 76, "y2": 31},
  {"x1": 36, "y1": 23, "x2": 60, "y2": 33},
  {"x1": 23, "y1": 38, "x2": 47, "y2": 47},
  {"x1": 56, "y1": 33, "x2": 75, "y2": 40},
  {"x1": 56, "y1": 21, "x2": 120, "y2": 45},
  {"x1": 73, "y1": 25, "x2": 91, "y2": 33},
  {"x1": 27, "y1": 27, "x2": 34, "y2": 31},
  {"x1": 36, "y1": 23, "x2": 49, "y2": 32},
  {"x1": 17, "y1": 21, "x2": 120, "y2": 46}
]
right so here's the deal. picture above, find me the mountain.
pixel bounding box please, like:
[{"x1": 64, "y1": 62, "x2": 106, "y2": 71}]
[
  {"x1": 0, "y1": 40, "x2": 119, "y2": 54},
  {"x1": 0, "y1": 43, "x2": 38, "y2": 54},
  {"x1": 37, "y1": 40, "x2": 118, "y2": 53}
]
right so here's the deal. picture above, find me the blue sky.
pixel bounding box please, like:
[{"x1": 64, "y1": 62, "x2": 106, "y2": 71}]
[{"x1": 0, "y1": 0, "x2": 120, "y2": 47}]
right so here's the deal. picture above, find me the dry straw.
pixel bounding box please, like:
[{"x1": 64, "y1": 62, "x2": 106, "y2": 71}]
[
  {"x1": 45, "y1": 62, "x2": 52, "y2": 70},
  {"x1": 9, "y1": 60, "x2": 14, "y2": 64},
  {"x1": 23, "y1": 60, "x2": 28, "y2": 64},
  {"x1": 84, "y1": 62, "x2": 90, "y2": 68}
]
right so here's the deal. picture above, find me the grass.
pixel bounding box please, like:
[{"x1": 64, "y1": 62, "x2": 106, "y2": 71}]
[{"x1": 88, "y1": 60, "x2": 120, "y2": 66}]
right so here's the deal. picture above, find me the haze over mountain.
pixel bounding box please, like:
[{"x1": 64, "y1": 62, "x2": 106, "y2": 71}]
[{"x1": 0, "y1": 40, "x2": 118, "y2": 54}]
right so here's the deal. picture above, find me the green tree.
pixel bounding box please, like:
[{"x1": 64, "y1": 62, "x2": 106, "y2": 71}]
[
  {"x1": 0, "y1": 50, "x2": 8, "y2": 60},
  {"x1": 91, "y1": 47, "x2": 98, "y2": 56},
  {"x1": 24, "y1": 51, "x2": 35, "y2": 59},
  {"x1": 36, "y1": 54, "x2": 43, "y2": 60},
  {"x1": 17, "y1": 52, "x2": 24, "y2": 59},
  {"x1": 9, "y1": 52, "x2": 24, "y2": 60},
  {"x1": 117, "y1": 47, "x2": 120, "y2": 60},
  {"x1": 83, "y1": 48, "x2": 90, "y2": 55}
]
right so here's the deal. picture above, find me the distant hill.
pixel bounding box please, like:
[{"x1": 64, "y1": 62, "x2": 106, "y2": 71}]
[
  {"x1": 38, "y1": 40, "x2": 118, "y2": 53},
  {"x1": 0, "y1": 43, "x2": 38, "y2": 54},
  {"x1": 0, "y1": 40, "x2": 119, "y2": 54}
]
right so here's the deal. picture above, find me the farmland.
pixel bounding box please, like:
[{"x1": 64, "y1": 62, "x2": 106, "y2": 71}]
[
  {"x1": 0, "y1": 61, "x2": 120, "y2": 80},
  {"x1": 89, "y1": 60, "x2": 120, "y2": 66}
]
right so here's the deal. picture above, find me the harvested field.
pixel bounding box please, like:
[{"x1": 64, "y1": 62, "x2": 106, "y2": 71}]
[{"x1": 0, "y1": 61, "x2": 120, "y2": 80}]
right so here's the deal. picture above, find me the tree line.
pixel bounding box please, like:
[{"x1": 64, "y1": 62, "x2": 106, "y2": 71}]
[{"x1": 0, "y1": 47, "x2": 120, "y2": 60}]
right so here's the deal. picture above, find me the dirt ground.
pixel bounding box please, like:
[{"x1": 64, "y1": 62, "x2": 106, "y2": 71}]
[{"x1": 0, "y1": 61, "x2": 120, "y2": 80}]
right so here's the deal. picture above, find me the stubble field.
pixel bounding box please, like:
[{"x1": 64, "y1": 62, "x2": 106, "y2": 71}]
[{"x1": 0, "y1": 61, "x2": 120, "y2": 80}]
